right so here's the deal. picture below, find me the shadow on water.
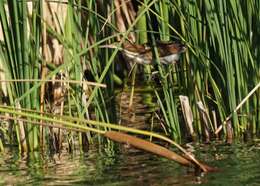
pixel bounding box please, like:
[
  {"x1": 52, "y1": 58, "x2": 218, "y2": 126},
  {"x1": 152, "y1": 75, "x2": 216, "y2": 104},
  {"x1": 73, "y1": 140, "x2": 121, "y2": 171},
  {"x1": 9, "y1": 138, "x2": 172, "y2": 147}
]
[{"x1": 1, "y1": 89, "x2": 260, "y2": 185}]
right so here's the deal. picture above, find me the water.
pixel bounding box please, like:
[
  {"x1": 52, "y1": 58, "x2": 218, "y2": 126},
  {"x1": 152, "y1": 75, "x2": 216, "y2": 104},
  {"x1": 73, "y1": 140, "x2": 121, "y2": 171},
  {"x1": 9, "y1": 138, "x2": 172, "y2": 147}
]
[
  {"x1": 1, "y1": 90, "x2": 260, "y2": 185},
  {"x1": 1, "y1": 142, "x2": 260, "y2": 185}
]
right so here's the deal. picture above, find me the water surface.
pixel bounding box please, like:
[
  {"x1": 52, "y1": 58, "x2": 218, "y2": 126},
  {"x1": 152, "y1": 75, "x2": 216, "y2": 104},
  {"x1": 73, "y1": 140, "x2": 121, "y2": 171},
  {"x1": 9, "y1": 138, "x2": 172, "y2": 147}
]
[{"x1": 1, "y1": 142, "x2": 260, "y2": 185}]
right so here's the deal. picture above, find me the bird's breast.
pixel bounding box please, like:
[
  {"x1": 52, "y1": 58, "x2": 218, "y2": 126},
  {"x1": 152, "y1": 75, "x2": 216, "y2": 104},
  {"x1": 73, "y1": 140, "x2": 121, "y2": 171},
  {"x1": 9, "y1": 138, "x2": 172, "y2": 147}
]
[{"x1": 159, "y1": 53, "x2": 180, "y2": 64}]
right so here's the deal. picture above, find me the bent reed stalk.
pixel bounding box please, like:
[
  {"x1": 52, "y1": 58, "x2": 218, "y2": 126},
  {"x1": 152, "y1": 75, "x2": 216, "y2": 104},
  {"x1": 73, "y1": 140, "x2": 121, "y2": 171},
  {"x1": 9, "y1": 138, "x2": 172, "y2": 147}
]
[
  {"x1": 0, "y1": 79, "x2": 107, "y2": 88},
  {"x1": 0, "y1": 105, "x2": 216, "y2": 172}
]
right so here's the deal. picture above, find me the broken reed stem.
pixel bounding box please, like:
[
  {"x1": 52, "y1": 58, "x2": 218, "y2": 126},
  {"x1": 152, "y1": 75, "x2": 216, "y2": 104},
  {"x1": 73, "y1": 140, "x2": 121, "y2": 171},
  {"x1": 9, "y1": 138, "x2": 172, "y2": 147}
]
[
  {"x1": 104, "y1": 131, "x2": 193, "y2": 166},
  {"x1": 215, "y1": 81, "x2": 260, "y2": 134}
]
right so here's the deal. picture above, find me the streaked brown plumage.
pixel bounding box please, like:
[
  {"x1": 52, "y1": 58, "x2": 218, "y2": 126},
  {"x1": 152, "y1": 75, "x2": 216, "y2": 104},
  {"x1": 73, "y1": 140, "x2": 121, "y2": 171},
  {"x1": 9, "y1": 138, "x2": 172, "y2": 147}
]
[{"x1": 101, "y1": 41, "x2": 187, "y2": 65}]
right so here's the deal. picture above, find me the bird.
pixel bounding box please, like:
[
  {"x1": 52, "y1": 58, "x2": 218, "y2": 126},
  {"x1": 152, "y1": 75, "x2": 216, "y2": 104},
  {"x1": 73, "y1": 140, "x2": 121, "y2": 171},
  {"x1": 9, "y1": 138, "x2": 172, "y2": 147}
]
[{"x1": 101, "y1": 41, "x2": 187, "y2": 65}]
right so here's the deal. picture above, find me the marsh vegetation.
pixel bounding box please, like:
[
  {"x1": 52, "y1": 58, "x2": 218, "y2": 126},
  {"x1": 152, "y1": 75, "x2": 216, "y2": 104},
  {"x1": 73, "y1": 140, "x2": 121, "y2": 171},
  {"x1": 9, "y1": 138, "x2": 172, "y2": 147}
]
[{"x1": 0, "y1": 0, "x2": 260, "y2": 184}]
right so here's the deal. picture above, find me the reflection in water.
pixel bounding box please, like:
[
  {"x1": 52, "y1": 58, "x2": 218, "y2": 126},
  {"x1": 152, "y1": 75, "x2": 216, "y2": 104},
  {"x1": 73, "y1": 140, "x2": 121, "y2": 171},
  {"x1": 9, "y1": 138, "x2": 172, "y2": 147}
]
[
  {"x1": 1, "y1": 141, "x2": 260, "y2": 185},
  {"x1": 116, "y1": 88, "x2": 159, "y2": 131},
  {"x1": 1, "y1": 90, "x2": 260, "y2": 185}
]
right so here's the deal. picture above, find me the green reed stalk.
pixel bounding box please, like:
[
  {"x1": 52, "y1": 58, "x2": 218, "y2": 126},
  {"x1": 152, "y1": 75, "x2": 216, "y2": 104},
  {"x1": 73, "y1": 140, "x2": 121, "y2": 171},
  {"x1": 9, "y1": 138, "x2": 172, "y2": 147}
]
[
  {"x1": 0, "y1": 0, "x2": 117, "y2": 151},
  {"x1": 177, "y1": 0, "x2": 259, "y2": 137},
  {"x1": 177, "y1": 0, "x2": 214, "y2": 135},
  {"x1": 0, "y1": 1, "x2": 33, "y2": 151},
  {"x1": 152, "y1": 1, "x2": 181, "y2": 140},
  {"x1": 203, "y1": 0, "x2": 256, "y2": 135},
  {"x1": 31, "y1": 1, "x2": 42, "y2": 150},
  {"x1": 1, "y1": 0, "x2": 259, "y2": 151},
  {"x1": 136, "y1": 3, "x2": 148, "y2": 43},
  {"x1": 146, "y1": 0, "x2": 260, "y2": 139}
]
